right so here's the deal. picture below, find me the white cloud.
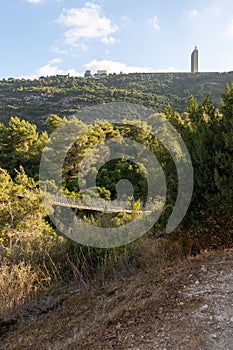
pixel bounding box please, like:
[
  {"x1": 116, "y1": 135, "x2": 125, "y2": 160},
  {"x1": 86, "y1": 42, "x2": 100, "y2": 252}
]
[
  {"x1": 120, "y1": 15, "x2": 131, "y2": 23},
  {"x1": 119, "y1": 15, "x2": 131, "y2": 27},
  {"x1": 19, "y1": 58, "x2": 81, "y2": 79},
  {"x1": 57, "y1": 3, "x2": 118, "y2": 46},
  {"x1": 84, "y1": 60, "x2": 153, "y2": 74},
  {"x1": 189, "y1": 9, "x2": 198, "y2": 18},
  {"x1": 84, "y1": 59, "x2": 178, "y2": 74},
  {"x1": 51, "y1": 43, "x2": 88, "y2": 54},
  {"x1": 149, "y1": 16, "x2": 160, "y2": 32},
  {"x1": 49, "y1": 58, "x2": 62, "y2": 65},
  {"x1": 18, "y1": 58, "x2": 181, "y2": 80},
  {"x1": 102, "y1": 37, "x2": 116, "y2": 44},
  {"x1": 51, "y1": 46, "x2": 68, "y2": 55},
  {"x1": 24, "y1": 0, "x2": 43, "y2": 4}
]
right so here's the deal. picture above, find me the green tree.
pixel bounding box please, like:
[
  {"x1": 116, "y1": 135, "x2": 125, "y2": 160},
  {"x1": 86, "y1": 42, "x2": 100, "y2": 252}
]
[
  {"x1": 46, "y1": 114, "x2": 67, "y2": 132},
  {"x1": 0, "y1": 117, "x2": 48, "y2": 178},
  {"x1": 0, "y1": 167, "x2": 52, "y2": 247}
]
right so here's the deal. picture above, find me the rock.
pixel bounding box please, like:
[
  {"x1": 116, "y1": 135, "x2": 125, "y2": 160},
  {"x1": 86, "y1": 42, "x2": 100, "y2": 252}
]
[
  {"x1": 211, "y1": 334, "x2": 218, "y2": 339},
  {"x1": 200, "y1": 304, "x2": 209, "y2": 312}
]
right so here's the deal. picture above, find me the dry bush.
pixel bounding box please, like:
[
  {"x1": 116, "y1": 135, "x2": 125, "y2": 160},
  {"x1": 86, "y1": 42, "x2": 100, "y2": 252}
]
[
  {"x1": 94, "y1": 235, "x2": 185, "y2": 287},
  {"x1": 0, "y1": 261, "x2": 39, "y2": 319}
]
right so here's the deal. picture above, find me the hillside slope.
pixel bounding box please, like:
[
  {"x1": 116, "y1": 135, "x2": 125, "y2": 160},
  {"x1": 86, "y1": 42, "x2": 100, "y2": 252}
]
[
  {"x1": 1, "y1": 247, "x2": 233, "y2": 350},
  {"x1": 1, "y1": 72, "x2": 233, "y2": 129}
]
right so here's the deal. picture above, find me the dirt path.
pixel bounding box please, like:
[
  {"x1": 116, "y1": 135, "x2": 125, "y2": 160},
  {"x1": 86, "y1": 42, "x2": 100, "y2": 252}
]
[
  {"x1": 180, "y1": 250, "x2": 233, "y2": 350},
  {"x1": 1, "y1": 249, "x2": 233, "y2": 349}
]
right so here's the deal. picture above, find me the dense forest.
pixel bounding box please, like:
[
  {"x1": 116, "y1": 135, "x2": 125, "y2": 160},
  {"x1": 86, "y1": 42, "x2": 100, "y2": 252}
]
[
  {"x1": 1, "y1": 72, "x2": 233, "y2": 129},
  {"x1": 0, "y1": 74, "x2": 232, "y2": 322}
]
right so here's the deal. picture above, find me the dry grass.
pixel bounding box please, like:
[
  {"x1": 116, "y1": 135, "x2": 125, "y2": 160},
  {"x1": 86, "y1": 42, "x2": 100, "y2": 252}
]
[
  {"x1": 0, "y1": 237, "x2": 207, "y2": 349},
  {"x1": 1, "y1": 237, "x2": 232, "y2": 349},
  {"x1": 0, "y1": 262, "x2": 40, "y2": 319}
]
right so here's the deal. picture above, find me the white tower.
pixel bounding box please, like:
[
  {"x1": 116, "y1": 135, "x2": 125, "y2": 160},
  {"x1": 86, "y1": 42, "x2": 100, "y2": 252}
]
[{"x1": 191, "y1": 46, "x2": 198, "y2": 73}]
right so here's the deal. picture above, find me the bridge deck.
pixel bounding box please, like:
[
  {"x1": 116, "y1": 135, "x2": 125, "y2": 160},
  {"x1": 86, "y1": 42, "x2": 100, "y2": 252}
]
[{"x1": 51, "y1": 196, "x2": 152, "y2": 214}]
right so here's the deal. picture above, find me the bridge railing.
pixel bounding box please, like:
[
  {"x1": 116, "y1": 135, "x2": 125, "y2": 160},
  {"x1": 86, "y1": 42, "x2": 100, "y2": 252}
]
[{"x1": 47, "y1": 194, "x2": 154, "y2": 213}]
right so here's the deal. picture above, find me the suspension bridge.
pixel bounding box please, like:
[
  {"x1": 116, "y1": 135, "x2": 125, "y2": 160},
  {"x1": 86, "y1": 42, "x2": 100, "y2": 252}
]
[{"x1": 49, "y1": 195, "x2": 153, "y2": 214}]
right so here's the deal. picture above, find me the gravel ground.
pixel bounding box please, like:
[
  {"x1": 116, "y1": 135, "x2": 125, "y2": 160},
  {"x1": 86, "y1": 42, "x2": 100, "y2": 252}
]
[{"x1": 181, "y1": 251, "x2": 233, "y2": 350}]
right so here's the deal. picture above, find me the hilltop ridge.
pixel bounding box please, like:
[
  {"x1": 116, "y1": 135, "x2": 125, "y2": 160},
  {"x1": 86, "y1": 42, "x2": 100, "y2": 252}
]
[{"x1": 1, "y1": 72, "x2": 233, "y2": 128}]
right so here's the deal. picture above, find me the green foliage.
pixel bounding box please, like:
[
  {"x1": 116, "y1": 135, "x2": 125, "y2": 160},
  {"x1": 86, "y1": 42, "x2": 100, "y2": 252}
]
[
  {"x1": 180, "y1": 87, "x2": 233, "y2": 239},
  {"x1": 0, "y1": 79, "x2": 233, "y2": 317},
  {"x1": 0, "y1": 167, "x2": 52, "y2": 246},
  {"x1": 0, "y1": 117, "x2": 48, "y2": 178},
  {"x1": 46, "y1": 114, "x2": 67, "y2": 132},
  {"x1": 1, "y1": 87, "x2": 232, "y2": 238},
  {"x1": 1, "y1": 72, "x2": 233, "y2": 128}
]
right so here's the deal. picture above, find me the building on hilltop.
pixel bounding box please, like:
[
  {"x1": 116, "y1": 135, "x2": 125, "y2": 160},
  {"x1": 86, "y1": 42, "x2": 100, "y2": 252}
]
[
  {"x1": 191, "y1": 46, "x2": 198, "y2": 73},
  {"x1": 95, "y1": 70, "x2": 107, "y2": 78},
  {"x1": 84, "y1": 70, "x2": 92, "y2": 78}
]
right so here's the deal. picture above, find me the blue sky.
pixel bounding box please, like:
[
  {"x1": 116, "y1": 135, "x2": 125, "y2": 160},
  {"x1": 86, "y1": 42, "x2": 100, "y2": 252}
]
[{"x1": 1, "y1": 0, "x2": 233, "y2": 78}]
